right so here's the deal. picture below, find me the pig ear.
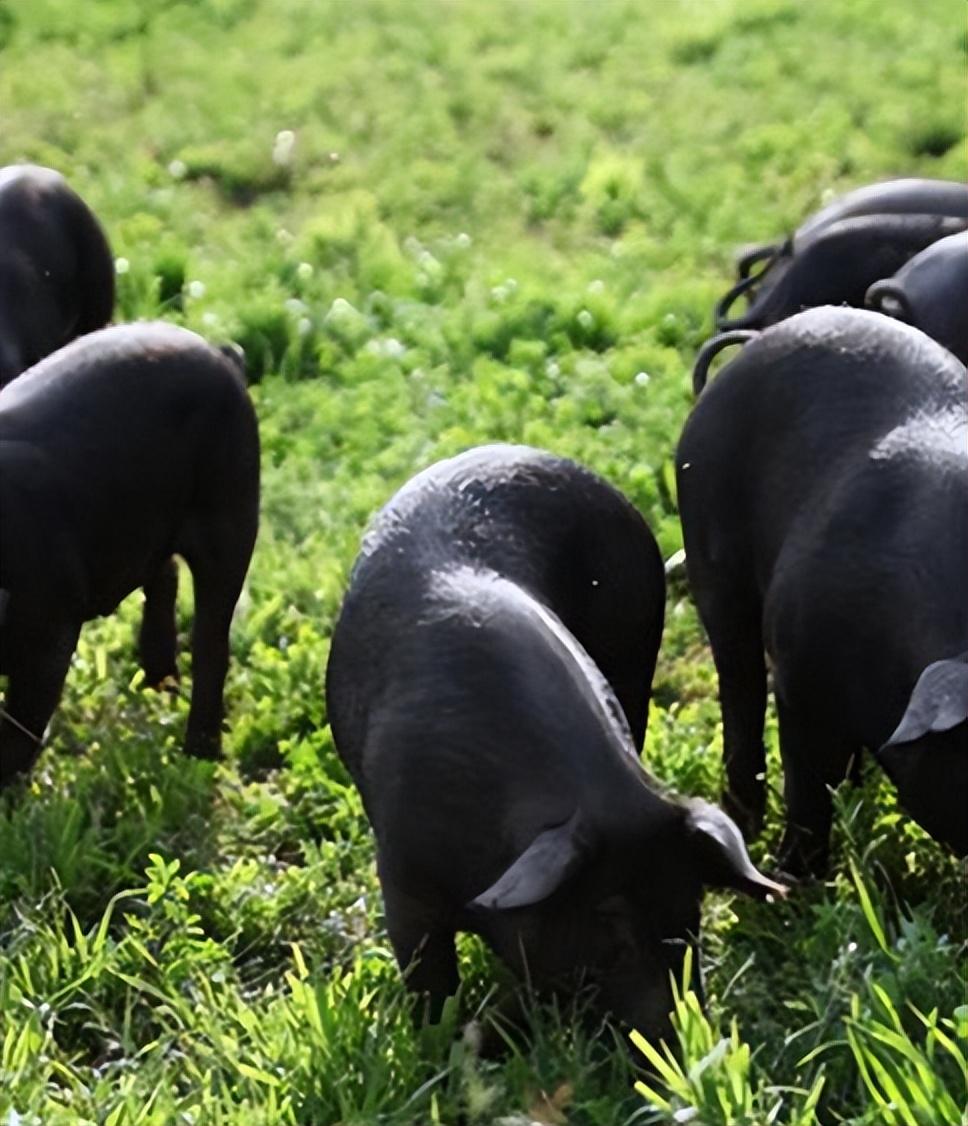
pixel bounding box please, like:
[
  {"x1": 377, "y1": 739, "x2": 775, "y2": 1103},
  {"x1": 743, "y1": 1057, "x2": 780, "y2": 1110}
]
[
  {"x1": 468, "y1": 810, "x2": 587, "y2": 911},
  {"x1": 882, "y1": 656, "x2": 968, "y2": 748},
  {"x1": 685, "y1": 800, "x2": 787, "y2": 901}
]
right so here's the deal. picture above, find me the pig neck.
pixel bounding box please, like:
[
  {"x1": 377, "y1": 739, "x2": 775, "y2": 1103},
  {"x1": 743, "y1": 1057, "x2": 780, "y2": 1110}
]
[{"x1": 425, "y1": 565, "x2": 676, "y2": 836}]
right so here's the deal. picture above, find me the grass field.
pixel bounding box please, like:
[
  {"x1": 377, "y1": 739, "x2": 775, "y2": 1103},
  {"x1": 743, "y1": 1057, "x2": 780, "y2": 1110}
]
[{"x1": 1, "y1": 0, "x2": 966, "y2": 1122}]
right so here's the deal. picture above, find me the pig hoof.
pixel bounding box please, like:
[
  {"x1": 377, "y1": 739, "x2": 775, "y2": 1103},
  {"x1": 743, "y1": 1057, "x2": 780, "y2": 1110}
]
[
  {"x1": 182, "y1": 739, "x2": 223, "y2": 762},
  {"x1": 0, "y1": 768, "x2": 32, "y2": 795},
  {"x1": 145, "y1": 671, "x2": 180, "y2": 694},
  {"x1": 777, "y1": 839, "x2": 828, "y2": 881}
]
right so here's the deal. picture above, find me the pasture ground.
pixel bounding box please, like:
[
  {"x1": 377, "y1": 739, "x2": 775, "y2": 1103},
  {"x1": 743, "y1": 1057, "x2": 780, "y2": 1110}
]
[{"x1": 1, "y1": 0, "x2": 965, "y2": 1122}]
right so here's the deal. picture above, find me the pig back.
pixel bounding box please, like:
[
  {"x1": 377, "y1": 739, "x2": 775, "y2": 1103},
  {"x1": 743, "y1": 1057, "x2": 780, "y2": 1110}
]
[{"x1": 793, "y1": 178, "x2": 968, "y2": 246}]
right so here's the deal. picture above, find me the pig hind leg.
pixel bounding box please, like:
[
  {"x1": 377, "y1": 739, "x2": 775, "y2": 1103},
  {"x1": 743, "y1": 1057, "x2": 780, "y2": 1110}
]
[
  {"x1": 700, "y1": 589, "x2": 769, "y2": 839},
  {"x1": 139, "y1": 557, "x2": 179, "y2": 688},
  {"x1": 776, "y1": 698, "x2": 858, "y2": 877},
  {"x1": 179, "y1": 517, "x2": 255, "y2": 760},
  {"x1": 177, "y1": 445, "x2": 258, "y2": 760}
]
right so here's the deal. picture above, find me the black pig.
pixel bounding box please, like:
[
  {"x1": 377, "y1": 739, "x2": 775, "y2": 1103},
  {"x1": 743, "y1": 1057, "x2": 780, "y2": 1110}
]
[
  {"x1": 866, "y1": 232, "x2": 968, "y2": 364},
  {"x1": 677, "y1": 307, "x2": 967, "y2": 873},
  {"x1": 0, "y1": 164, "x2": 115, "y2": 385},
  {"x1": 326, "y1": 445, "x2": 783, "y2": 1035},
  {"x1": 729, "y1": 177, "x2": 968, "y2": 284},
  {"x1": 0, "y1": 323, "x2": 259, "y2": 784},
  {"x1": 717, "y1": 178, "x2": 968, "y2": 331}
]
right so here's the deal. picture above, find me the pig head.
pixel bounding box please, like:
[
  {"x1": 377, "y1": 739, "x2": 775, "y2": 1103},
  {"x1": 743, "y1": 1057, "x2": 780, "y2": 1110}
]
[{"x1": 877, "y1": 655, "x2": 968, "y2": 855}]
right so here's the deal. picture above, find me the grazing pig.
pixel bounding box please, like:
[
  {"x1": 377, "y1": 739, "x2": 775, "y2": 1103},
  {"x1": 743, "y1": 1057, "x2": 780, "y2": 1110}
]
[
  {"x1": 717, "y1": 178, "x2": 968, "y2": 331},
  {"x1": 326, "y1": 445, "x2": 783, "y2": 1035},
  {"x1": 716, "y1": 214, "x2": 965, "y2": 331},
  {"x1": 677, "y1": 307, "x2": 967, "y2": 874},
  {"x1": 0, "y1": 323, "x2": 259, "y2": 785},
  {"x1": 866, "y1": 232, "x2": 968, "y2": 364},
  {"x1": 0, "y1": 165, "x2": 115, "y2": 386}
]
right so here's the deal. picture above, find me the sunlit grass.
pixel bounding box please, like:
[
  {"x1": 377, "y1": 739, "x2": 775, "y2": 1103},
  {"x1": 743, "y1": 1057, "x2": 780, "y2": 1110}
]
[{"x1": 1, "y1": 0, "x2": 965, "y2": 1121}]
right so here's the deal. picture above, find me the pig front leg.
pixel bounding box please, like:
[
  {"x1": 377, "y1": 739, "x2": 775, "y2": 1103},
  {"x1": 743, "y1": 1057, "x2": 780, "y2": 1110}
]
[
  {"x1": 0, "y1": 614, "x2": 80, "y2": 787},
  {"x1": 701, "y1": 591, "x2": 769, "y2": 839},
  {"x1": 381, "y1": 872, "x2": 459, "y2": 1024}
]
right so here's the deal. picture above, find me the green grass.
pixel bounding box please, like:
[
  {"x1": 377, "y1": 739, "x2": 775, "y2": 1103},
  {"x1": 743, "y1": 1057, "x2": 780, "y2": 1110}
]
[{"x1": 1, "y1": 0, "x2": 966, "y2": 1121}]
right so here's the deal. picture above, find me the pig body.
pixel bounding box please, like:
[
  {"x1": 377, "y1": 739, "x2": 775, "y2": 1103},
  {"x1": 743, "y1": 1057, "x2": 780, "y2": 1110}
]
[
  {"x1": 0, "y1": 165, "x2": 115, "y2": 385},
  {"x1": 0, "y1": 323, "x2": 259, "y2": 784},
  {"x1": 718, "y1": 178, "x2": 968, "y2": 331},
  {"x1": 677, "y1": 307, "x2": 968, "y2": 872},
  {"x1": 326, "y1": 445, "x2": 781, "y2": 1033}
]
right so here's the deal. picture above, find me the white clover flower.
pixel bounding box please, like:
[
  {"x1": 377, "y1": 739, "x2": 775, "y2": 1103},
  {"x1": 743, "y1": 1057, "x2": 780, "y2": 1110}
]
[
  {"x1": 297, "y1": 317, "x2": 312, "y2": 336},
  {"x1": 587, "y1": 278, "x2": 605, "y2": 294},
  {"x1": 367, "y1": 337, "x2": 406, "y2": 359},
  {"x1": 168, "y1": 159, "x2": 187, "y2": 180},
  {"x1": 276, "y1": 228, "x2": 293, "y2": 244},
  {"x1": 545, "y1": 360, "x2": 560, "y2": 378},
  {"x1": 634, "y1": 370, "x2": 651, "y2": 386},
  {"x1": 504, "y1": 277, "x2": 518, "y2": 293},
  {"x1": 325, "y1": 298, "x2": 365, "y2": 335},
  {"x1": 664, "y1": 549, "x2": 686, "y2": 575},
  {"x1": 576, "y1": 308, "x2": 594, "y2": 329},
  {"x1": 272, "y1": 129, "x2": 296, "y2": 166},
  {"x1": 296, "y1": 261, "x2": 313, "y2": 281},
  {"x1": 491, "y1": 284, "x2": 508, "y2": 302},
  {"x1": 201, "y1": 312, "x2": 220, "y2": 328},
  {"x1": 455, "y1": 231, "x2": 472, "y2": 248},
  {"x1": 187, "y1": 280, "x2": 206, "y2": 299},
  {"x1": 114, "y1": 257, "x2": 129, "y2": 275}
]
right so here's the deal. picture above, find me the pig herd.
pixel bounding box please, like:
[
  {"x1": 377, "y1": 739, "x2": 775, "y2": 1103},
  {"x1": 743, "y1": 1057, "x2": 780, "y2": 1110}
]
[{"x1": 0, "y1": 163, "x2": 965, "y2": 1041}]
